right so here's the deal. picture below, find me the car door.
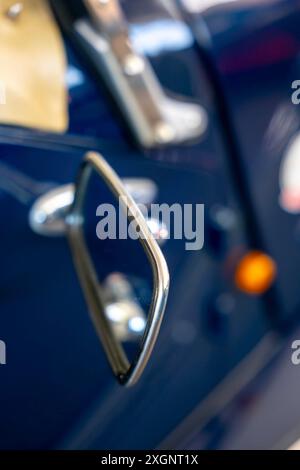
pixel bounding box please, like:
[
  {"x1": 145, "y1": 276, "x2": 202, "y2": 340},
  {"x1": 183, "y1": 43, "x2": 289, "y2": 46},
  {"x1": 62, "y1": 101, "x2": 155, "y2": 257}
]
[{"x1": 0, "y1": 0, "x2": 274, "y2": 449}]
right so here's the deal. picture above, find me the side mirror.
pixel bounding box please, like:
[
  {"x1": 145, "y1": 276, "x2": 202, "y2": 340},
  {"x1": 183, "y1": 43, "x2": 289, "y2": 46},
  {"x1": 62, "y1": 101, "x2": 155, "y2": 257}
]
[{"x1": 66, "y1": 152, "x2": 169, "y2": 386}]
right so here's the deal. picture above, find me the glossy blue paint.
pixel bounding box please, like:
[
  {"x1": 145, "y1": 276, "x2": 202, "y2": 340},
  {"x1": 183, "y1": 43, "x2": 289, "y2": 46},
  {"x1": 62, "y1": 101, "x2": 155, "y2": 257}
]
[{"x1": 188, "y1": 0, "x2": 300, "y2": 325}]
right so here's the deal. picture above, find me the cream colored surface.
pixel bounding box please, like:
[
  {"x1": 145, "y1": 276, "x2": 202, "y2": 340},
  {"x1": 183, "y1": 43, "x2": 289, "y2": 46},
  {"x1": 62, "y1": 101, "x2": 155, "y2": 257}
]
[
  {"x1": 288, "y1": 438, "x2": 300, "y2": 450},
  {"x1": 0, "y1": 0, "x2": 68, "y2": 132}
]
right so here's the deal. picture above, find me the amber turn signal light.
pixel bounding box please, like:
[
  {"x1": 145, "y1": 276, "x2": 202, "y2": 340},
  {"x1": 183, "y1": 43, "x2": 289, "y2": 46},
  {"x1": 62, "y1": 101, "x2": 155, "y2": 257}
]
[{"x1": 235, "y1": 251, "x2": 277, "y2": 295}]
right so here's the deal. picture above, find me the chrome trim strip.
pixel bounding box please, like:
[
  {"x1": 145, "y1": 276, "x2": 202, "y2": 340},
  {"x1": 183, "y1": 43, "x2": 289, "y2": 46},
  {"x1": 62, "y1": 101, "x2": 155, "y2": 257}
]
[{"x1": 67, "y1": 151, "x2": 170, "y2": 386}]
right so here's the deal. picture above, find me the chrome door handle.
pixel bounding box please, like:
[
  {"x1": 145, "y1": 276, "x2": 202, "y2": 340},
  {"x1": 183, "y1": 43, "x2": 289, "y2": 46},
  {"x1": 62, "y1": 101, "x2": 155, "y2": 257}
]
[{"x1": 73, "y1": 0, "x2": 207, "y2": 147}]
